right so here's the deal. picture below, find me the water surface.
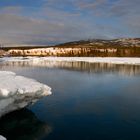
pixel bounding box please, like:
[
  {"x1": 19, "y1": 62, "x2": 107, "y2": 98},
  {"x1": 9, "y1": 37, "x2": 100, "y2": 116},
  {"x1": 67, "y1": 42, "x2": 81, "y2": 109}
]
[{"x1": 0, "y1": 60, "x2": 140, "y2": 140}]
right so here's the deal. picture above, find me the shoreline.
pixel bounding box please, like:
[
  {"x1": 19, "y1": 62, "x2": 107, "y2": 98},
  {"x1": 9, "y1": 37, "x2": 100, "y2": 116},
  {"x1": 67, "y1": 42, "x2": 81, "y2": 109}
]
[{"x1": 1, "y1": 57, "x2": 140, "y2": 65}]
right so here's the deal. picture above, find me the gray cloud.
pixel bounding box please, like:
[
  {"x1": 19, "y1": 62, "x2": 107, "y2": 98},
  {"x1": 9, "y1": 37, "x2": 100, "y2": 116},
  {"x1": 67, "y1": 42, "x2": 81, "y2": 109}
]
[
  {"x1": 110, "y1": 0, "x2": 140, "y2": 35},
  {"x1": 110, "y1": 0, "x2": 140, "y2": 16},
  {"x1": 0, "y1": 6, "x2": 110, "y2": 45},
  {"x1": 0, "y1": 13, "x2": 94, "y2": 45},
  {"x1": 0, "y1": 0, "x2": 139, "y2": 46},
  {"x1": 0, "y1": 6, "x2": 23, "y2": 15}
]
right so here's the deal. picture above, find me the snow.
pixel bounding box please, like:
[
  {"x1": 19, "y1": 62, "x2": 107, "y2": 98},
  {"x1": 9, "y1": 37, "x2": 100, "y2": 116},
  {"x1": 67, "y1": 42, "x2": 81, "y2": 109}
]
[
  {"x1": 0, "y1": 135, "x2": 6, "y2": 140},
  {"x1": 1, "y1": 57, "x2": 140, "y2": 65},
  {"x1": 0, "y1": 71, "x2": 51, "y2": 117},
  {"x1": 42, "y1": 57, "x2": 140, "y2": 65}
]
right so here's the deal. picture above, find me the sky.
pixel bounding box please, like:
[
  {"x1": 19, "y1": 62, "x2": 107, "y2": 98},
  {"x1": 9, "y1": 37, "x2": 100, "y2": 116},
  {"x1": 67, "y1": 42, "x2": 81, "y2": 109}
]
[{"x1": 0, "y1": 0, "x2": 140, "y2": 46}]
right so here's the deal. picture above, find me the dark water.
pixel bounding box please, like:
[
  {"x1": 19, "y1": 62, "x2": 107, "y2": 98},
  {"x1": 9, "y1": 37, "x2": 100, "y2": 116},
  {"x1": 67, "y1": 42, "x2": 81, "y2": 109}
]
[{"x1": 0, "y1": 60, "x2": 140, "y2": 140}]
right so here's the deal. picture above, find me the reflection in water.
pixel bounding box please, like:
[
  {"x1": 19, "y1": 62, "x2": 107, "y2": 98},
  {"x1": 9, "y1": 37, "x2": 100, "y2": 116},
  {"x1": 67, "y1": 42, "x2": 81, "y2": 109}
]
[
  {"x1": 0, "y1": 109, "x2": 52, "y2": 140},
  {"x1": 0, "y1": 59, "x2": 140, "y2": 140},
  {"x1": 0, "y1": 60, "x2": 140, "y2": 76}
]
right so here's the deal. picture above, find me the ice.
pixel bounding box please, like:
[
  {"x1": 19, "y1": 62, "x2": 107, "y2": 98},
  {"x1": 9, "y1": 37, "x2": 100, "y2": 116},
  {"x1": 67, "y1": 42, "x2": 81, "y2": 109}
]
[
  {"x1": 1, "y1": 57, "x2": 140, "y2": 65},
  {"x1": 0, "y1": 71, "x2": 51, "y2": 117},
  {"x1": 0, "y1": 135, "x2": 6, "y2": 140}
]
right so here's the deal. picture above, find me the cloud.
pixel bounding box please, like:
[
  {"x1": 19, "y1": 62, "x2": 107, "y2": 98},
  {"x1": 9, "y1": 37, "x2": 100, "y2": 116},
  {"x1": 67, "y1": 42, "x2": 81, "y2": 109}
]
[
  {"x1": 0, "y1": 0, "x2": 139, "y2": 45},
  {"x1": 0, "y1": 4, "x2": 111, "y2": 45},
  {"x1": 110, "y1": 0, "x2": 140, "y2": 16},
  {"x1": 76, "y1": 0, "x2": 108, "y2": 11},
  {"x1": 0, "y1": 6, "x2": 23, "y2": 15},
  {"x1": 0, "y1": 13, "x2": 94, "y2": 45},
  {"x1": 75, "y1": 0, "x2": 140, "y2": 37},
  {"x1": 109, "y1": 0, "x2": 140, "y2": 35}
]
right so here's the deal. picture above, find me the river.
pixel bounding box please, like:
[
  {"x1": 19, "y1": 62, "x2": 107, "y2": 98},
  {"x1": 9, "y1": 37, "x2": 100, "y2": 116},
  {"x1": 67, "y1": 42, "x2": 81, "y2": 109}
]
[{"x1": 0, "y1": 59, "x2": 140, "y2": 140}]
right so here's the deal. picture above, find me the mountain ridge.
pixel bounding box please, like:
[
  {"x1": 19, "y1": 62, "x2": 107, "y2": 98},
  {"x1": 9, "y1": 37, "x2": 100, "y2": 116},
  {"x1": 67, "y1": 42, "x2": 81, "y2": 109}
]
[
  {"x1": 55, "y1": 38, "x2": 140, "y2": 48},
  {"x1": 1, "y1": 38, "x2": 140, "y2": 49},
  {"x1": 0, "y1": 38, "x2": 140, "y2": 57}
]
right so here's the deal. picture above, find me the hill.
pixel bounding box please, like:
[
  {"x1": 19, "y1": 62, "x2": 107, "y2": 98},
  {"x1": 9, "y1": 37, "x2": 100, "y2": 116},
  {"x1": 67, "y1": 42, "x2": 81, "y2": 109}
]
[
  {"x1": 55, "y1": 38, "x2": 140, "y2": 48},
  {"x1": 0, "y1": 38, "x2": 140, "y2": 57}
]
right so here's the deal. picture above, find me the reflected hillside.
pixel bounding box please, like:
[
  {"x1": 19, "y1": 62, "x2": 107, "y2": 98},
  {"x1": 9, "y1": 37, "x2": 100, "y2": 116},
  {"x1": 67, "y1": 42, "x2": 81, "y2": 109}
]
[
  {"x1": 0, "y1": 60, "x2": 140, "y2": 76},
  {"x1": 0, "y1": 109, "x2": 52, "y2": 140}
]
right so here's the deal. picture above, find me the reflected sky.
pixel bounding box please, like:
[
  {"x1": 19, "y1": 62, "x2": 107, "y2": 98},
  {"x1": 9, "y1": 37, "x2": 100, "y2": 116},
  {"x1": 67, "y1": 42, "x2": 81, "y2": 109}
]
[
  {"x1": 0, "y1": 60, "x2": 140, "y2": 76},
  {"x1": 0, "y1": 61, "x2": 140, "y2": 140}
]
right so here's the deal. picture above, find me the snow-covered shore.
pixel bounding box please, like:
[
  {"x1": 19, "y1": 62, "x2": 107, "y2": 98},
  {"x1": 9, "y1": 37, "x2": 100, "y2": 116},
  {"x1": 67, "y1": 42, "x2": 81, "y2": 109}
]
[
  {"x1": 1, "y1": 57, "x2": 140, "y2": 65},
  {"x1": 0, "y1": 71, "x2": 51, "y2": 118}
]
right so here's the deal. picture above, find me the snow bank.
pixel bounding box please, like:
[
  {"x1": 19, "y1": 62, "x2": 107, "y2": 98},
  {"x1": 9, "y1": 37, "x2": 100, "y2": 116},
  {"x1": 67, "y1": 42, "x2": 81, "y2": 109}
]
[
  {"x1": 0, "y1": 71, "x2": 51, "y2": 117},
  {"x1": 1, "y1": 57, "x2": 140, "y2": 65},
  {"x1": 42, "y1": 57, "x2": 140, "y2": 65}
]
